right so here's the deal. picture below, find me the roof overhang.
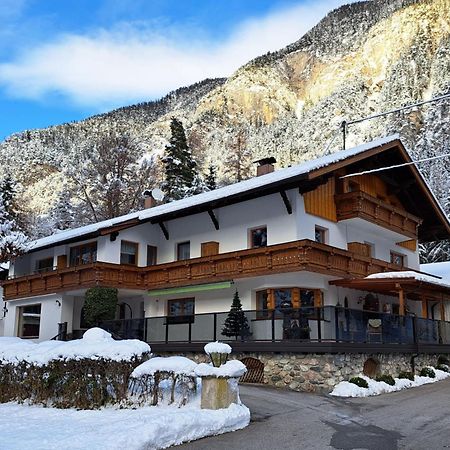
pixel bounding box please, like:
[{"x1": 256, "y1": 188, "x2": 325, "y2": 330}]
[{"x1": 330, "y1": 277, "x2": 450, "y2": 301}]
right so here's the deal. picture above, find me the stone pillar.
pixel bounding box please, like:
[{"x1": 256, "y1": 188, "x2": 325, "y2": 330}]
[{"x1": 200, "y1": 377, "x2": 239, "y2": 410}]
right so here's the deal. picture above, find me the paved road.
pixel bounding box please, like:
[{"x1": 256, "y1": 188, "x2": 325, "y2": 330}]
[{"x1": 181, "y1": 379, "x2": 450, "y2": 450}]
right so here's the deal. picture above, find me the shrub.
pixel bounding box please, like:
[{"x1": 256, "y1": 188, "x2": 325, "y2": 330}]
[
  {"x1": 398, "y1": 371, "x2": 414, "y2": 381},
  {"x1": 420, "y1": 367, "x2": 436, "y2": 378},
  {"x1": 436, "y1": 364, "x2": 449, "y2": 373},
  {"x1": 375, "y1": 374, "x2": 395, "y2": 386},
  {"x1": 437, "y1": 355, "x2": 450, "y2": 366},
  {"x1": 349, "y1": 377, "x2": 369, "y2": 388},
  {"x1": 84, "y1": 287, "x2": 118, "y2": 327}
]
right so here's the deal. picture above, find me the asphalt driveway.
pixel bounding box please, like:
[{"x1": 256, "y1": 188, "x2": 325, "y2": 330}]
[{"x1": 180, "y1": 379, "x2": 450, "y2": 450}]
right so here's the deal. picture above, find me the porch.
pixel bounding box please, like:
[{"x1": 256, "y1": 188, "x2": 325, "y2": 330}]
[{"x1": 99, "y1": 305, "x2": 450, "y2": 353}]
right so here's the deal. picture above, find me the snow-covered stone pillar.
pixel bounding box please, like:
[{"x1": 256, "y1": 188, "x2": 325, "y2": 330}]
[{"x1": 196, "y1": 342, "x2": 247, "y2": 410}]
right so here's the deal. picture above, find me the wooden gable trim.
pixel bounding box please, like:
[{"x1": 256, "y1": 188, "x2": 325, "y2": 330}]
[{"x1": 99, "y1": 219, "x2": 140, "y2": 236}]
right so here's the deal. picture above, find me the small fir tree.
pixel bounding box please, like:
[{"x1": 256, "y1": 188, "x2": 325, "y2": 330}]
[
  {"x1": 51, "y1": 189, "x2": 75, "y2": 231},
  {"x1": 162, "y1": 117, "x2": 204, "y2": 201},
  {"x1": 205, "y1": 164, "x2": 217, "y2": 190},
  {"x1": 222, "y1": 291, "x2": 251, "y2": 340}
]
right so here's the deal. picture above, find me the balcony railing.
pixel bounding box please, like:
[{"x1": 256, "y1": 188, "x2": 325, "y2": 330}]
[
  {"x1": 2, "y1": 239, "x2": 408, "y2": 300},
  {"x1": 335, "y1": 191, "x2": 422, "y2": 238},
  {"x1": 100, "y1": 306, "x2": 450, "y2": 348}
]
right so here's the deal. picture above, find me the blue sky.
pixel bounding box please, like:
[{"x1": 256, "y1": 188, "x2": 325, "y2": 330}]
[{"x1": 0, "y1": 0, "x2": 348, "y2": 139}]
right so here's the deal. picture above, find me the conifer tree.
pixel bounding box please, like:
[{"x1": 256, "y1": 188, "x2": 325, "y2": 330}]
[
  {"x1": 222, "y1": 291, "x2": 251, "y2": 340},
  {"x1": 0, "y1": 194, "x2": 29, "y2": 263},
  {"x1": 162, "y1": 117, "x2": 204, "y2": 201},
  {"x1": 52, "y1": 189, "x2": 75, "y2": 231},
  {"x1": 205, "y1": 164, "x2": 217, "y2": 191}
]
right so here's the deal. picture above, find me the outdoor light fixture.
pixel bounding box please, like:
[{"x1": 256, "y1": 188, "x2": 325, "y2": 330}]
[
  {"x1": 55, "y1": 300, "x2": 61, "y2": 307},
  {"x1": 2, "y1": 303, "x2": 8, "y2": 317}
]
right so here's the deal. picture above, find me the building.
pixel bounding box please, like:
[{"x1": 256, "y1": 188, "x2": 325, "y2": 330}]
[{"x1": 2, "y1": 135, "x2": 450, "y2": 391}]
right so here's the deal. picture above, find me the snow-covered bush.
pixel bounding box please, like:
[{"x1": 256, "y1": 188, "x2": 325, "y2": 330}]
[
  {"x1": 375, "y1": 374, "x2": 395, "y2": 386},
  {"x1": 436, "y1": 364, "x2": 449, "y2": 373},
  {"x1": 420, "y1": 367, "x2": 436, "y2": 378},
  {"x1": 398, "y1": 371, "x2": 414, "y2": 381},
  {"x1": 349, "y1": 377, "x2": 368, "y2": 388},
  {"x1": 129, "y1": 356, "x2": 198, "y2": 406},
  {"x1": 0, "y1": 328, "x2": 150, "y2": 409}
]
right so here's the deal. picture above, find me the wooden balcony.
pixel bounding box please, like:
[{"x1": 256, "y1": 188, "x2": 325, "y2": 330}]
[
  {"x1": 2, "y1": 240, "x2": 407, "y2": 300},
  {"x1": 335, "y1": 191, "x2": 422, "y2": 238}
]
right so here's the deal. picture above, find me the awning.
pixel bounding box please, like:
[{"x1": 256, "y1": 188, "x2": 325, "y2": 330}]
[{"x1": 148, "y1": 281, "x2": 234, "y2": 297}]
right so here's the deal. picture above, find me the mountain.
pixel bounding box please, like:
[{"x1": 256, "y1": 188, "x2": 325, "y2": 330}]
[{"x1": 0, "y1": 0, "x2": 449, "y2": 246}]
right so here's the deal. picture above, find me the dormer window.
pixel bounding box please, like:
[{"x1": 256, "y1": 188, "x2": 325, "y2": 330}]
[{"x1": 250, "y1": 226, "x2": 267, "y2": 248}]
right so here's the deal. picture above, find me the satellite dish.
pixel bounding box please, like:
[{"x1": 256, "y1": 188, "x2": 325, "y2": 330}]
[{"x1": 151, "y1": 188, "x2": 165, "y2": 202}]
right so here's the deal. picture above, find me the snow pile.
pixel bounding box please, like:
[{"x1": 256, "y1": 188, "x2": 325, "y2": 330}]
[
  {"x1": 195, "y1": 360, "x2": 247, "y2": 378},
  {"x1": 0, "y1": 328, "x2": 150, "y2": 365},
  {"x1": 204, "y1": 341, "x2": 232, "y2": 355},
  {"x1": 0, "y1": 401, "x2": 251, "y2": 450},
  {"x1": 131, "y1": 356, "x2": 198, "y2": 378},
  {"x1": 330, "y1": 368, "x2": 450, "y2": 397}
]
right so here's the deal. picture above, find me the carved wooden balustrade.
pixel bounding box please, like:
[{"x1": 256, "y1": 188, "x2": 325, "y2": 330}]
[
  {"x1": 335, "y1": 191, "x2": 422, "y2": 238},
  {"x1": 2, "y1": 239, "x2": 406, "y2": 300}
]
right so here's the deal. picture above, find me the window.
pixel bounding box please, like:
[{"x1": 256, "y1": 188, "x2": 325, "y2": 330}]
[
  {"x1": 390, "y1": 251, "x2": 405, "y2": 266},
  {"x1": 250, "y1": 226, "x2": 267, "y2": 248},
  {"x1": 35, "y1": 257, "x2": 53, "y2": 273},
  {"x1": 256, "y1": 287, "x2": 322, "y2": 320},
  {"x1": 177, "y1": 241, "x2": 190, "y2": 260},
  {"x1": 167, "y1": 298, "x2": 195, "y2": 324},
  {"x1": 120, "y1": 241, "x2": 139, "y2": 265},
  {"x1": 147, "y1": 245, "x2": 157, "y2": 266},
  {"x1": 69, "y1": 242, "x2": 97, "y2": 266},
  {"x1": 314, "y1": 226, "x2": 327, "y2": 244},
  {"x1": 18, "y1": 304, "x2": 41, "y2": 338}
]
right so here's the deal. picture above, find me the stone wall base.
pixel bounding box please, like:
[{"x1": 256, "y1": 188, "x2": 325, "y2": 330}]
[{"x1": 157, "y1": 351, "x2": 449, "y2": 393}]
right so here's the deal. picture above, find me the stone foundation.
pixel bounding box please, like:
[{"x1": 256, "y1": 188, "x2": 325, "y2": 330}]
[{"x1": 158, "y1": 351, "x2": 449, "y2": 393}]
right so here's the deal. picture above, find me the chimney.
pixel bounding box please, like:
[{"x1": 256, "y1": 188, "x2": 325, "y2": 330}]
[
  {"x1": 142, "y1": 189, "x2": 157, "y2": 209},
  {"x1": 254, "y1": 157, "x2": 276, "y2": 177},
  {"x1": 142, "y1": 188, "x2": 165, "y2": 209}
]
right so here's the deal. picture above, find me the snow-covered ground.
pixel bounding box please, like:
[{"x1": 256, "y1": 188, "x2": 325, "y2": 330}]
[
  {"x1": 330, "y1": 368, "x2": 450, "y2": 397},
  {"x1": 0, "y1": 400, "x2": 250, "y2": 450}
]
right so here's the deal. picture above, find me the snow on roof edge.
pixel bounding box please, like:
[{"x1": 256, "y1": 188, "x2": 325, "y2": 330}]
[{"x1": 28, "y1": 135, "x2": 401, "y2": 252}]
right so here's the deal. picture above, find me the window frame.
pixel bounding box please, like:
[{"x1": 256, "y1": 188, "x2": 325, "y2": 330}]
[
  {"x1": 176, "y1": 241, "x2": 191, "y2": 261},
  {"x1": 17, "y1": 304, "x2": 41, "y2": 339},
  {"x1": 35, "y1": 257, "x2": 54, "y2": 274},
  {"x1": 314, "y1": 226, "x2": 327, "y2": 244},
  {"x1": 167, "y1": 297, "x2": 195, "y2": 324},
  {"x1": 146, "y1": 245, "x2": 158, "y2": 266},
  {"x1": 69, "y1": 241, "x2": 97, "y2": 267},
  {"x1": 390, "y1": 251, "x2": 405, "y2": 267},
  {"x1": 120, "y1": 240, "x2": 139, "y2": 266},
  {"x1": 249, "y1": 225, "x2": 268, "y2": 249}
]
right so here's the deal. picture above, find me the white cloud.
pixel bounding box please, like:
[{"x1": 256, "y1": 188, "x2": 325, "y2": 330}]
[{"x1": 0, "y1": 0, "x2": 347, "y2": 108}]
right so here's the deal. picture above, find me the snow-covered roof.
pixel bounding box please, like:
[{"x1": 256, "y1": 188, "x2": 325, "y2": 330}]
[
  {"x1": 366, "y1": 271, "x2": 450, "y2": 290},
  {"x1": 27, "y1": 135, "x2": 405, "y2": 252},
  {"x1": 421, "y1": 262, "x2": 450, "y2": 285}
]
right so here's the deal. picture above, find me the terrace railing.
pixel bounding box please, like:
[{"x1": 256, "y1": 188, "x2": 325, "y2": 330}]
[{"x1": 100, "y1": 306, "x2": 450, "y2": 347}]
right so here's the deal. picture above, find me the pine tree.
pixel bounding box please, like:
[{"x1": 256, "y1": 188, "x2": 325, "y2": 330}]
[
  {"x1": 205, "y1": 164, "x2": 217, "y2": 190},
  {"x1": 162, "y1": 117, "x2": 204, "y2": 201},
  {"x1": 0, "y1": 194, "x2": 29, "y2": 264},
  {"x1": 51, "y1": 189, "x2": 75, "y2": 231},
  {"x1": 221, "y1": 291, "x2": 251, "y2": 340}
]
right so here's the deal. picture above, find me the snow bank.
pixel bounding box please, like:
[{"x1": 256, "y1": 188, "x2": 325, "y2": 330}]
[
  {"x1": 330, "y1": 368, "x2": 450, "y2": 397},
  {"x1": 195, "y1": 360, "x2": 247, "y2": 378},
  {"x1": 0, "y1": 328, "x2": 150, "y2": 366},
  {"x1": 204, "y1": 341, "x2": 232, "y2": 355},
  {"x1": 131, "y1": 356, "x2": 198, "y2": 378},
  {"x1": 0, "y1": 401, "x2": 251, "y2": 450}
]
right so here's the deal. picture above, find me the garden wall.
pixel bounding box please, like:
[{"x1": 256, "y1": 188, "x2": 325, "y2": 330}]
[{"x1": 158, "y1": 351, "x2": 450, "y2": 393}]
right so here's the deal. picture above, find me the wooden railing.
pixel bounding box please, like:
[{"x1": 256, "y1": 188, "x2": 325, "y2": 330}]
[
  {"x1": 1, "y1": 240, "x2": 407, "y2": 300},
  {"x1": 335, "y1": 191, "x2": 422, "y2": 238}
]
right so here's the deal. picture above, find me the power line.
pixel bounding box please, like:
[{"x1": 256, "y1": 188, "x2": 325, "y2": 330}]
[{"x1": 340, "y1": 152, "x2": 450, "y2": 179}]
